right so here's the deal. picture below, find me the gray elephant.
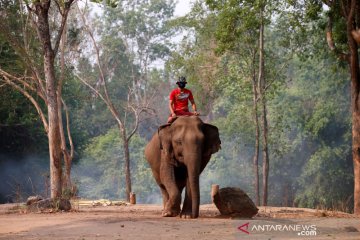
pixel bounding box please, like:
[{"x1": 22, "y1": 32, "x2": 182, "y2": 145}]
[{"x1": 145, "y1": 116, "x2": 221, "y2": 218}]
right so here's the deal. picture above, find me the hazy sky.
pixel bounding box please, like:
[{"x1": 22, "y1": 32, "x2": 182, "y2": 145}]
[
  {"x1": 174, "y1": 0, "x2": 192, "y2": 17},
  {"x1": 88, "y1": 1, "x2": 192, "y2": 18}
]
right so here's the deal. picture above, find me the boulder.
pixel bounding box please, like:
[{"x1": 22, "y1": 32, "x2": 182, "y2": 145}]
[{"x1": 212, "y1": 186, "x2": 258, "y2": 218}]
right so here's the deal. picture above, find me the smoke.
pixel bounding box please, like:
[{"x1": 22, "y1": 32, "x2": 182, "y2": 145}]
[
  {"x1": 0, "y1": 154, "x2": 49, "y2": 203},
  {"x1": 70, "y1": 131, "x2": 162, "y2": 204},
  {"x1": 71, "y1": 158, "x2": 163, "y2": 204}
]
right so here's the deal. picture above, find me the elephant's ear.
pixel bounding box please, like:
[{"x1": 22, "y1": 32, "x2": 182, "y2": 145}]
[
  {"x1": 203, "y1": 123, "x2": 221, "y2": 154},
  {"x1": 158, "y1": 123, "x2": 171, "y2": 150}
]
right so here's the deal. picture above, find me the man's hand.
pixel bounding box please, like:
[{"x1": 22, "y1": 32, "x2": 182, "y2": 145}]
[
  {"x1": 194, "y1": 111, "x2": 200, "y2": 116},
  {"x1": 171, "y1": 113, "x2": 177, "y2": 117}
]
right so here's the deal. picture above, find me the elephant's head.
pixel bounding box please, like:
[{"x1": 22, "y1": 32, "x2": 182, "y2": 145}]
[{"x1": 157, "y1": 116, "x2": 221, "y2": 164}]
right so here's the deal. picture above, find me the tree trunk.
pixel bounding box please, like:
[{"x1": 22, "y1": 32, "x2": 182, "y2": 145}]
[
  {"x1": 260, "y1": 99, "x2": 269, "y2": 206},
  {"x1": 251, "y1": 57, "x2": 260, "y2": 206},
  {"x1": 324, "y1": 0, "x2": 360, "y2": 215},
  {"x1": 59, "y1": 22, "x2": 72, "y2": 190},
  {"x1": 120, "y1": 127, "x2": 132, "y2": 202},
  {"x1": 45, "y1": 45, "x2": 62, "y2": 199},
  {"x1": 36, "y1": 3, "x2": 63, "y2": 199},
  {"x1": 258, "y1": 5, "x2": 269, "y2": 206},
  {"x1": 353, "y1": 107, "x2": 360, "y2": 215},
  {"x1": 282, "y1": 182, "x2": 290, "y2": 207},
  {"x1": 348, "y1": 23, "x2": 360, "y2": 215}
]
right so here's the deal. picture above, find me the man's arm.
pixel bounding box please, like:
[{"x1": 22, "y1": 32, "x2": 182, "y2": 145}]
[
  {"x1": 188, "y1": 90, "x2": 199, "y2": 115},
  {"x1": 169, "y1": 100, "x2": 176, "y2": 117},
  {"x1": 190, "y1": 99, "x2": 199, "y2": 115}
]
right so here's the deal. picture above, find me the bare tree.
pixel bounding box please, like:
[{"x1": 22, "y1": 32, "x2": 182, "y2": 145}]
[
  {"x1": 75, "y1": 3, "x2": 154, "y2": 201},
  {"x1": 0, "y1": 0, "x2": 76, "y2": 198},
  {"x1": 257, "y1": 4, "x2": 269, "y2": 206},
  {"x1": 249, "y1": 49, "x2": 260, "y2": 207}
]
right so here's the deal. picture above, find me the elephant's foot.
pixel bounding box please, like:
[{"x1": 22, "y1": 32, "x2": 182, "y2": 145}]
[
  {"x1": 180, "y1": 210, "x2": 198, "y2": 219},
  {"x1": 179, "y1": 209, "x2": 192, "y2": 219},
  {"x1": 180, "y1": 205, "x2": 199, "y2": 219},
  {"x1": 162, "y1": 209, "x2": 179, "y2": 217},
  {"x1": 162, "y1": 201, "x2": 180, "y2": 217}
]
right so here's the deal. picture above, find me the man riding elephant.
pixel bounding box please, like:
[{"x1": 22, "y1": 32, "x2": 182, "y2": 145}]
[
  {"x1": 145, "y1": 76, "x2": 221, "y2": 218},
  {"x1": 168, "y1": 76, "x2": 199, "y2": 123}
]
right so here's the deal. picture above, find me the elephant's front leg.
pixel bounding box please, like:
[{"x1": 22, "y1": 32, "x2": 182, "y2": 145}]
[
  {"x1": 180, "y1": 179, "x2": 192, "y2": 218},
  {"x1": 160, "y1": 151, "x2": 181, "y2": 217}
]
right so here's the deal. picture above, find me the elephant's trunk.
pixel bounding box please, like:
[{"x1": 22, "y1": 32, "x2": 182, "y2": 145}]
[
  {"x1": 186, "y1": 153, "x2": 201, "y2": 218},
  {"x1": 190, "y1": 173, "x2": 200, "y2": 218}
]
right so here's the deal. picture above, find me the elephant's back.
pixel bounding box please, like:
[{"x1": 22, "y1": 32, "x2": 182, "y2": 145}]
[
  {"x1": 174, "y1": 116, "x2": 203, "y2": 125},
  {"x1": 145, "y1": 133, "x2": 161, "y2": 162}
]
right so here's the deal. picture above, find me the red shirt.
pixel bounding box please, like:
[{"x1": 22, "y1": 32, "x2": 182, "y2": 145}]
[{"x1": 169, "y1": 88, "x2": 194, "y2": 112}]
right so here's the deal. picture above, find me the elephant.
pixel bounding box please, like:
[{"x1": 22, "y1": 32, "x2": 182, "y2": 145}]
[{"x1": 145, "y1": 116, "x2": 221, "y2": 218}]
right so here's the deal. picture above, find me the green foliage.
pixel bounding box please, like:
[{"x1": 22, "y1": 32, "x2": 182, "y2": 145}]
[
  {"x1": 104, "y1": 0, "x2": 175, "y2": 63},
  {"x1": 206, "y1": 0, "x2": 261, "y2": 54},
  {"x1": 74, "y1": 128, "x2": 159, "y2": 202},
  {"x1": 167, "y1": 0, "x2": 353, "y2": 211},
  {"x1": 268, "y1": 40, "x2": 352, "y2": 209},
  {"x1": 282, "y1": 0, "x2": 349, "y2": 59},
  {"x1": 0, "y1": 85, "x2": 47, "y2": 154},
  {"x1": 200, "y1": 134, "x2": 254, "y2": 203},
  {"x1": 295, "y1": 144, "x2": 353, "y2": 210},
  {"x1": 0, "y1": 4, "x2": 47, "y2": 155},
  {"x1": 166, "y1": 2, "x2": 223, "y2": 114}
]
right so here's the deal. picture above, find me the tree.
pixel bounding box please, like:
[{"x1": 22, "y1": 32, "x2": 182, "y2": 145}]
[
  {"x1": 73, "y1": 0, "x2": 173, "y2": 200},
  {"x1": 204, "y1": 0, "x2": 285, "y2": 206},
  {"x1": 0, "y1": 0, "x2": 76, "y2": 198},
  {"x1": 286, "y1": 0, "x2": 360, "y2": 215},
  {"x1": 324, "y1": 0, "x2": 360, "y2": 216},
  {"x1": 104, "y1": 0, "x2": 176, "y2": 103},
  {"x1": 257, "y1": 0, "x2": 269, "y2": 206}
]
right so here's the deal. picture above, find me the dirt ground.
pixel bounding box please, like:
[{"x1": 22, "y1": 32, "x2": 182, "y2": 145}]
[{"x1": 0, "y1": 203, "x2": 359, "y2": 240}]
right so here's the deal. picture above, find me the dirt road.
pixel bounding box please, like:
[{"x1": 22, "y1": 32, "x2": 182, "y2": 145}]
[{"x1": 0, "y1": 203, "x2": 359, "y2": 240}]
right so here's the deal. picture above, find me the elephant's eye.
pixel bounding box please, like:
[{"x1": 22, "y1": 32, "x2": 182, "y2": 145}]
[{"x1": 175, "y1": 139, "x2": 182, "y2": 145}]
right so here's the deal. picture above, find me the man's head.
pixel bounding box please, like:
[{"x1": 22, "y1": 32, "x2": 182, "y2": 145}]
[{"x1": 176, "y1": 76, "x2": 187, "y2": 89}]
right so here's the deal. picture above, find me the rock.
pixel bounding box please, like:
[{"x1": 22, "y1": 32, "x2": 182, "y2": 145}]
[
  {"x1": 343, "y1": 226, "x2": 359, "y2": 232},
  {"x1": 27, "y1": 198, "x2": 72, "y2": 212},
  {"x1": 212, "y1": 187, "x2": 258, "y2": 218},
  {"x1": 26, "y1": 195, "x2": 43, "y2": 205}
]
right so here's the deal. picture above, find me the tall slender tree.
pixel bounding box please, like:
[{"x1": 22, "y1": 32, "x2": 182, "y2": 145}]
[
  {"x1": 287, "y1": 0, "x2": 360, "y2": 215},
  {"x1": 324, "y1": 0, "x2": 360, "y2": 215},
  {"x1": 0, "y1": 0, "x2": 76, "y2": 198},
  {"x1": 205, "y1": 0, "x2": 275, "y2": 205},
  {"x1": 74, "y1": 0, "x2": 172, "y2": 200}
]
